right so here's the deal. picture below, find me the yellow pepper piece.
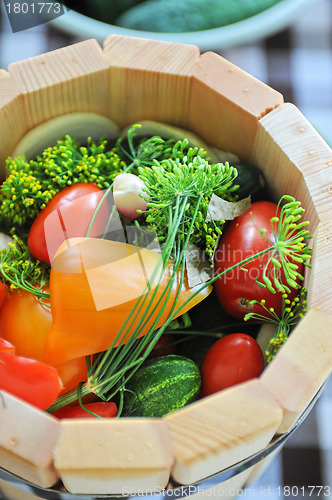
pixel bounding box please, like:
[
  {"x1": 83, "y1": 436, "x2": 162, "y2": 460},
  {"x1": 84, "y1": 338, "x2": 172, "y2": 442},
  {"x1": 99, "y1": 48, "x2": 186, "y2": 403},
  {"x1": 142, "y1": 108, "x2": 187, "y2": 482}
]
[{"x1": 43, "y1": 238, "x2": 211, "y2": 365}]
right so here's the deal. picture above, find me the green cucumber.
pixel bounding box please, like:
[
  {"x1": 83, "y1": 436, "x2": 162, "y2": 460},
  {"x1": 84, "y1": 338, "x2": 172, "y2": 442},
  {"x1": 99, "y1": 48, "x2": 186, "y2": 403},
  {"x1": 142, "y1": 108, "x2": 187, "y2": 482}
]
[
  {"x1": 123, "y1": 355, "x2": 201, "y2": 417},
  {"x1": 80, "y1": 0, "x2": 146, "y2": 24},
  {"x1": 233, "y1": 161, "x2": 267, "y2": 202},
  {"x1": 116, "y1": 0, "x2": 280, "y2": 33}
]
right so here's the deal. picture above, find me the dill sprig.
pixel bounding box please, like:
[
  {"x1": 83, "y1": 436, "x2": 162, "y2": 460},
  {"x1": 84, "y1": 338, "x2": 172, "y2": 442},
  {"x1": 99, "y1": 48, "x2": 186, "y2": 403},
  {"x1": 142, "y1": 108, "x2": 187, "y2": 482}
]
[
  {"x1": 37, "y1": 135, "x2": 124, "y2": 190},
  {"x1": 250, "y1": 196, "x2": 312, "y2": 293},
  {"x1": 116, "y1": 123, "x2": 209, "y2": 173},
  {"x1": 137, "y1": 154, "x2": 238, "y2": 259},
  {"x1": 0, "y1": 233, "x2": 50, "y2": 300},
  {"x1": 0, "y1": 135, "x2": 125, "y2": 227},
  {"x1": 244, "y1": 287, "x2": 308, "y2": 362},
  {"x1": 0, "y1": 155, "x2": 57, "y2": 227}
]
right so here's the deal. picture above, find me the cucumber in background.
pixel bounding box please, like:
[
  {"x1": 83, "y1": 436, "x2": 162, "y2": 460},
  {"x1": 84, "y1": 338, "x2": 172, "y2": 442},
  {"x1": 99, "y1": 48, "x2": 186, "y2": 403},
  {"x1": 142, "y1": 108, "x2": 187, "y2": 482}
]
[
  {"x1": 233, "y1": 161, "x2": 268, "y2": 202},
  {"x1": 116, "y1": 0, "x2": 281, "y2": 33},
  {"x1": 66, "y1": 0, "x2": 146, "y2": 25}
]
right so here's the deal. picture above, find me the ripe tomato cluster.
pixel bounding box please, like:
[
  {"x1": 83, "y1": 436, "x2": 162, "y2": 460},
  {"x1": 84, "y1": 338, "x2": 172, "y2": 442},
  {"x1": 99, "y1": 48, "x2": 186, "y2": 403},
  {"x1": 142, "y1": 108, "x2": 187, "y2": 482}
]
[{"x1": 199, "y1": 200, "x2": 304, "y2": 396}]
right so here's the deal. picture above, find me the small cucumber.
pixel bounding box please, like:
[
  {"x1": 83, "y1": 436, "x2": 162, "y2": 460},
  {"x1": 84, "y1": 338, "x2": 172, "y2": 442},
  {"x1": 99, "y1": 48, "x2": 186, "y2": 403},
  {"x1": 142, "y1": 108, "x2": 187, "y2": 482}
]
[
  {"x1": 123, "y1": 355, "x2": 201, "y2": 417},
  {"x1": 233, "y1": 161, "x2": 268, "y2": 202}
]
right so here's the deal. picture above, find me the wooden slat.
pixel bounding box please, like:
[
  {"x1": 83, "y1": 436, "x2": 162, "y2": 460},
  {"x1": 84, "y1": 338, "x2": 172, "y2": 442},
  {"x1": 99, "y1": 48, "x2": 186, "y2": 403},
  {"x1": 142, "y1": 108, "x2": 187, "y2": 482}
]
[
  {"x1": 0, "y1": 73, "x2": 27, "y2": 176},
  {"x1": 260, "y1": 308, "x2": 332, "y2": 434},
  {"x1": 54, "y1": 418, "x2": 173, "y2": 495},
  {"x1": 8, "y1": 40, "x2": 110, "y2": 129},
  {"x1": 102, "y1": 35, "x2": 200, "y2": 128},
  {"x1": 0, "y1": 391, "x2": 60, "y2": 488},
  {"x1": 251, "y1": 103, "x2": 332, "y2": 228},
  {"x1": 187, "y1": 52, "x2": 283, "y2": 160},
  {"x1": 306, "y1": 222, "x2": 332, "y2": 315},
  {"x1": 164, "y1": 379, "x2": 283, "y2": 485}
]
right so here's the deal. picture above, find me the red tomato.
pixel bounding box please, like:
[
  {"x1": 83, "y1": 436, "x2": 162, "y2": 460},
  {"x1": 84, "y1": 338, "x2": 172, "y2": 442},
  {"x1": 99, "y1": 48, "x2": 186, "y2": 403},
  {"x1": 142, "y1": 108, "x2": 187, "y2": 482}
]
[
  {"x1": 52, "y1": 401, "x2": 118, "y2": 419},
  {"x1": 214, "y1": 201, "x2": 303, "y2": 320},
  {"x1": 28, "y1": 183, "x2": 110, "y2": 264},
  {"x1": 0, "y1": 351, "x2": 62, "y2": 410},
  {"x1": 200, "y1": 333, "x2": 264, "y2": 397},
  {"x1": 0, "y1": 337, "x2": 15, "y2": 353},
  {"x1": 0, "y1": 288, "x2": 52, "y2": 361}
]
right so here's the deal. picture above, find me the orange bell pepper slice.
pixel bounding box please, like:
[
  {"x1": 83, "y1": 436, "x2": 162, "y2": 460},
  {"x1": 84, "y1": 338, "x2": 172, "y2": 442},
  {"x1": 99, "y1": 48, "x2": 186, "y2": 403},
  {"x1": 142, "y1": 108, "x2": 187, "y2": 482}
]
[{"x1": 43, "y1": 237, "x2": 211, "y2": 365}]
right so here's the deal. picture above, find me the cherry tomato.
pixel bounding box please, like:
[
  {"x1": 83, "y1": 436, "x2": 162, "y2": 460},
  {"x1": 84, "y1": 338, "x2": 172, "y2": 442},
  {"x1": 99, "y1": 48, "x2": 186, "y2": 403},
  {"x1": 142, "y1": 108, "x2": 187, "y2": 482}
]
[
  {"x1": 213, "y1": 201, "x2": 303, "y2": 320},
  {"x1": 200, "y1": 333, "x2": 264, "y2": 397},
  {"x1": 0, "y1": 351, "x2": 62, "y2": 410},
  {"x1": 28, "y1": 183, "x2": 110, "y2": 264},
  {"x1": 0, "y1": 288, "x2": 52, "y2": 361},
  {"x1": 52, "y1": 401, "x2": 118, "y2": 419}
]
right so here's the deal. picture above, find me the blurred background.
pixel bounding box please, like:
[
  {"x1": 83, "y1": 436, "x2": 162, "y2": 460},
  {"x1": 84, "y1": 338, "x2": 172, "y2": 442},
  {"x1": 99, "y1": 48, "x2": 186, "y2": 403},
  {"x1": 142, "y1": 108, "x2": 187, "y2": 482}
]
[{"x1": 0, "y1": 0, "x2": 331, "y2": 498}]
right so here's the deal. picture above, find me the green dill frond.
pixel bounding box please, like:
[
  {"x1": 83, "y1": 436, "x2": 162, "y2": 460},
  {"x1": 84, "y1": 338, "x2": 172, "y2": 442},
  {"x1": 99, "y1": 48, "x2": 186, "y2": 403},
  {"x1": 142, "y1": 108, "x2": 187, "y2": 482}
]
[
  {"x1": 0, "y1": 135, "x2": 126, "y2": 228},
  {"x1": 116, "y1": 124, "x2": 210, "y2": 173},
  {"x1": 250, "y1": 196, "x2": 312, "y2": 294},
  {"x1": 244, "y1": 287, "x2": 307, "y2": 362},
  {"x1": 0, "y1": 233, "x2": 50, "y2": 300},
  {"x1": 0, "y1": 160, "x2": 56, "y2": 226},
  {"x1": 138, "y1": 154, "x2": 237, "y2": 259},
  {"x1": 37, "y1": 135, "x2": 125, "y2": 190}
]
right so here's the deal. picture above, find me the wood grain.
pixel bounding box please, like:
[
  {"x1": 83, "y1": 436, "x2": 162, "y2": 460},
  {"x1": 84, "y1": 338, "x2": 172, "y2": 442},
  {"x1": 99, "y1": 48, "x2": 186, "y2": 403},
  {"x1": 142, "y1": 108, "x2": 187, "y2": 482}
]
[
  {"x1": 8, "y1": 40, "x2": 110, "y2": 129},
  {"x1": 0, "y1": 73, "x2": 27, "y2": 176},
  {"x1": 103, "y1": 35, "x2": 200, "y2": 128},
  {"x1": 306, "y1": 222, "x2": 332, "y2": 316},
  {"x1": 187, "y1": 51, "x2": 283, "y2": 160},
  {"x1": 54, "y1": 418, "x2": 173, "y2": 495},
  {"x1": 260, "y1": 308, "x2": 332, "y2": 434},
  {"x1": 251, "y1": 103, "x2": 332, "y2": 229},
  {"x1": 164, "y1": 379, "x2": 282, "y2": 485},
  {"x1": 0, "y1": 391, "x2": 60, "y2": 488}
]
